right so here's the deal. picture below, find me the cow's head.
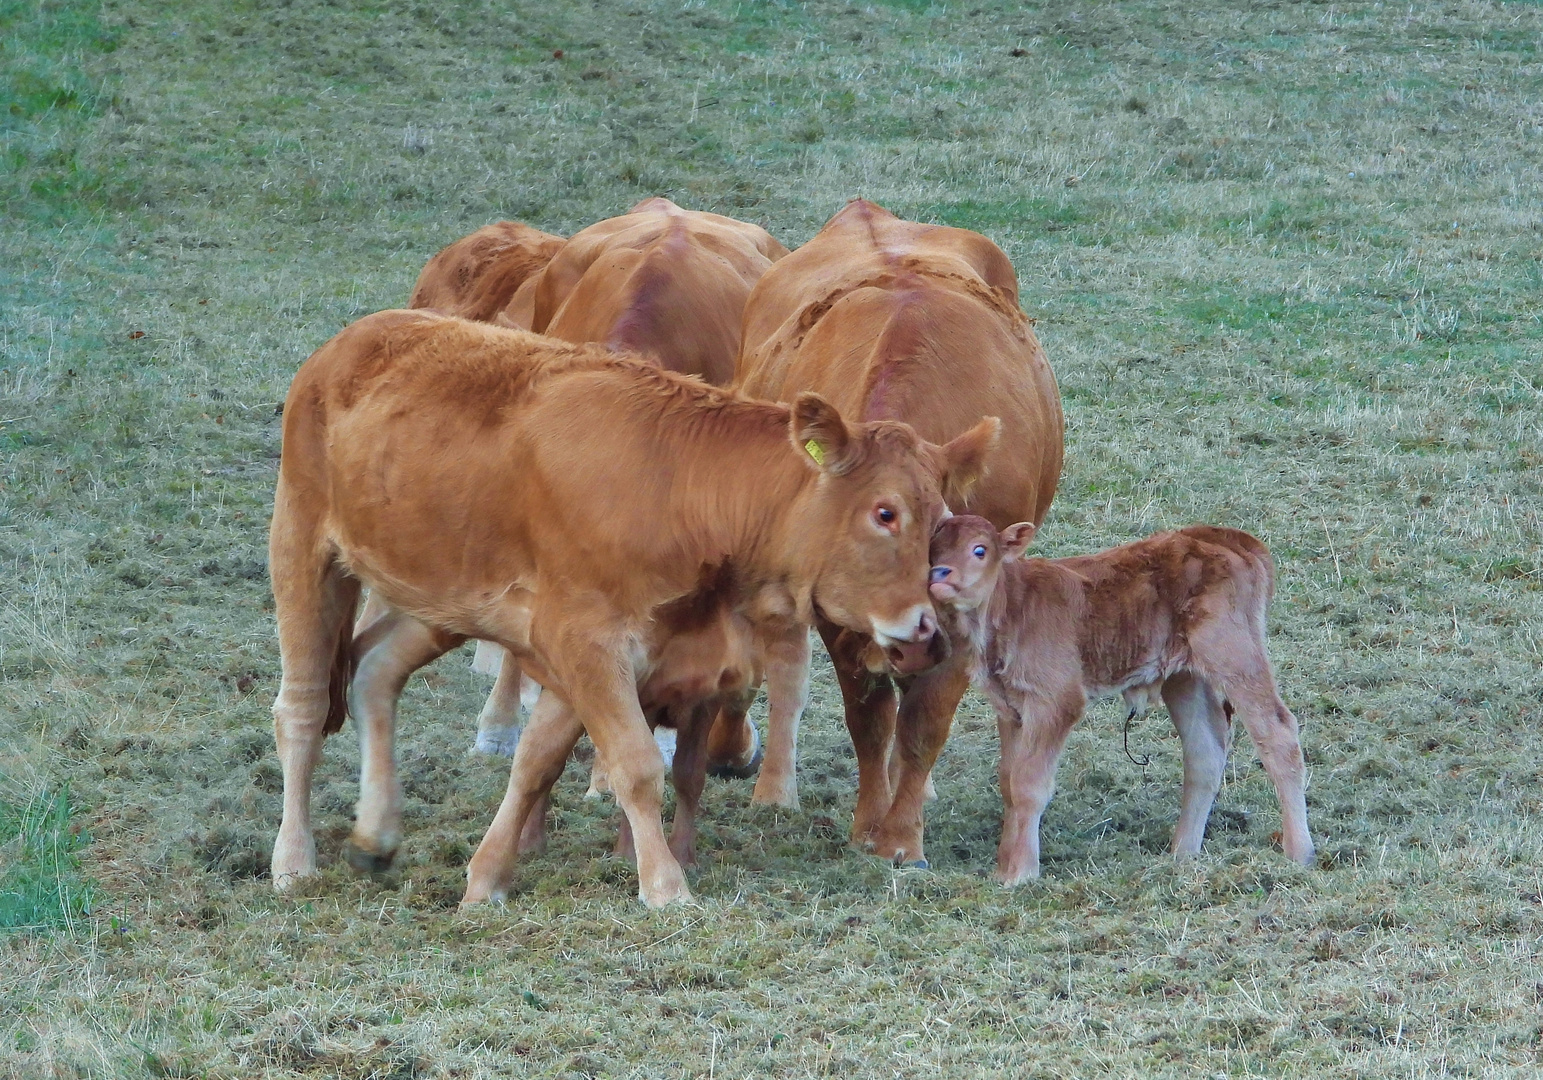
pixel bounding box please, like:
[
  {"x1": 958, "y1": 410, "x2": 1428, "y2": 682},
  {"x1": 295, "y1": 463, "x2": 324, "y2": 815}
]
[
  {"x1": 789, "y1": 393, "x2": 999, "y2": 648},
  {"x1": 926, "y1": 514, "x2": 1036, "y2": 612}
]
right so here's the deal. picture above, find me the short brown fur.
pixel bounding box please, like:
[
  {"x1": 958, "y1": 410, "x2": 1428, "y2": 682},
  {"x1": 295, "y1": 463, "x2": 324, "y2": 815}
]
[
  {"x1": 926, "y1": 515, "x2": 1315, "y2": 884},
  {"x1": 407, "y1": 221, "x2": 566, "y2": 325}
]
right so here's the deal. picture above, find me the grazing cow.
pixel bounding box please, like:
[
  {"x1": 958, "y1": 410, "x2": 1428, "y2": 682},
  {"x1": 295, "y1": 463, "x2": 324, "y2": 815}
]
[
  {"x1": 924, "y1": 516, "x2": 1315, "y2": 884},
  {"x1": 407, "y1": 220, "x2": 566, "y2": 326},
  {"x1": 728, "y1": 198, "x2": 1063, "y2": 868},
  {"x1": 268, "y1": 310, "x2": 995, "y2": 906},
  {"x1": 466, "y1": 198, "x2": 790, "y2": 771}
]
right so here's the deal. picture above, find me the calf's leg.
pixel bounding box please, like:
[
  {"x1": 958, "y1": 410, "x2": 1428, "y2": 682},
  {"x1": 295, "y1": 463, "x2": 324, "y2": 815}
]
[
  {"x1": 994, "y1": 696, "x2": 1081, "y2": 886},
  {"x1": 1197, "y1": 625, "x2": 1315, "y2": 866},
  {"x1": 346, "y1": 611, "x2": 462, "y2": 871},
  {"x1": 1162, "y1": 672, "x2": 1232, "y2": 857},
  {"x1": 1223, "y1": 675, "x2": 1314, "y2": 865}
]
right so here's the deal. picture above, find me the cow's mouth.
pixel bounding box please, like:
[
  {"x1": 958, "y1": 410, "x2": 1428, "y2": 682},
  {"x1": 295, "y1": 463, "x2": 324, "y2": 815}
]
[{"x1": 884, "y1": 626, "x2": 953, "y2": 676}]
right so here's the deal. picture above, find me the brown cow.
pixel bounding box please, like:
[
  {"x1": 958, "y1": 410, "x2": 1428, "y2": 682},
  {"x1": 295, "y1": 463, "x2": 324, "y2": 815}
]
[
  {"x1": 924, "y1": 516, "x2": 1315, "y2": 884},
  {"x1": 728, "y1": 198, "x2": 1063, "y2": 867},
  {"x1": 407, "y1": 220, "x2": 566, "y2": 326},
  {"x1": 466, "y1": 198, "x2": 790, "y2": 771},
  {"x1": 268, "y1": 310, "x2": 996, "y2": 906}
]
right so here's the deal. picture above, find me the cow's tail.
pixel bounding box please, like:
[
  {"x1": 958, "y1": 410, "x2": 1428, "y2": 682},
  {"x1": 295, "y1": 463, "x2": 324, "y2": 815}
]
[{"x1": 324, "y1": 575, "x2": 360, "y2": 735}]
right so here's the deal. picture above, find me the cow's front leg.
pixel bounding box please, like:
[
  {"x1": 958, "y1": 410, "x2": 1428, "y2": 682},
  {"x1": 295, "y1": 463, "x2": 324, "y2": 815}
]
[
  {"x1": 868, "y1": 640, "x2": 973, "y2": 867},
  {"x1": 549, "y1": 628, "x2": 690, "y2": 907},
  {"x1": 749, "y1": 628, "x2": 811, "y2": 808},
  {"x1": 463, "y1": 690, "x2": 583, "y2": 904},
  {"x1": 819, "y1": 621, "x2": 898, "y2": 845}
]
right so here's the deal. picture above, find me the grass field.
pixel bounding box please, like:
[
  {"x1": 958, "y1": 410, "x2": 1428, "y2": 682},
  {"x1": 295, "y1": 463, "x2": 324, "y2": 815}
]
[{"x1": 3, "y1": 0, "x2": 1541, "y2": 1075}]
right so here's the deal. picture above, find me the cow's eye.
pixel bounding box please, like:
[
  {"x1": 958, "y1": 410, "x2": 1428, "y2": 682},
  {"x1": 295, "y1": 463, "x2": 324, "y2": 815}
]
[
  {"x1": 972, "y1": 545, "x2": 987, "y2": 559},
  {"x1": 874, "y1": 506, "x2": 897, "y2": 527}
]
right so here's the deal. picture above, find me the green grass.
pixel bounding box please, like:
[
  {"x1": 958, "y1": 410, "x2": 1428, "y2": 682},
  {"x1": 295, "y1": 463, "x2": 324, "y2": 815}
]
[
  {"x1": 0, "y1": 788, "x2": 92, "y2": 931},
  {"x1": 1, "y1": 0, "x2": 1541, "y2": 1076}
]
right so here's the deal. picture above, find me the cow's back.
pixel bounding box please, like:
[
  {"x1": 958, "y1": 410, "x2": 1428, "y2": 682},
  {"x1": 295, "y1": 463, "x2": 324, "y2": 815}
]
[
  {"x1": 408, "y1": 221, "x2": 566, "y2": 324},
  {"x1": 738, "y1": 199, "x2": 1061, "y2": 527},
  {"x1": 531, "y1": 198, "x2": 789, "y2": 385}
]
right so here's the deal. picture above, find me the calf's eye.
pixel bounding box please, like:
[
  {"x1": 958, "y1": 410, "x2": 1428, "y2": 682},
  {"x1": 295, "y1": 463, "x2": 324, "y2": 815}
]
[{"x1": 972, "y1": 545, "x2": 987, "y2": 558}]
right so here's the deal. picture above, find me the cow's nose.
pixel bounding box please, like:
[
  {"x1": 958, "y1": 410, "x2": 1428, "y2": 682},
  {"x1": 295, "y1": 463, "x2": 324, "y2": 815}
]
[{"x1": 917, "y1": 610, "x2": 936, "y2": 639}]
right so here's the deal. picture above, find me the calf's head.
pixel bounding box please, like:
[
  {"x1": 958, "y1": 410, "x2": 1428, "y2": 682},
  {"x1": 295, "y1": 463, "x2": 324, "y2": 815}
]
[
  {"x1": 790, "y1": 394, "x2": 998, "y2": 648},
  {"x1": 927, "y1": 515, "x2": 1037, "y2": 611}
]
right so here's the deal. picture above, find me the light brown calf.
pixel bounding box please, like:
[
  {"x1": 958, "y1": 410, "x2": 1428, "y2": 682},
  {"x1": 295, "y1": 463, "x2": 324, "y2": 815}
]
[
  {"x1": 922, "y1": 516, "x2": 1315, "y2": 884},
  {"x1": 269, "y1": 310, "x2": 994, "y2": 906},
  {"x1": 407, "y1": 220, "x2": 566, "y2": 326},
  {"x1": 730, "y1": 198, "x2": 1063, "y2": 867}
]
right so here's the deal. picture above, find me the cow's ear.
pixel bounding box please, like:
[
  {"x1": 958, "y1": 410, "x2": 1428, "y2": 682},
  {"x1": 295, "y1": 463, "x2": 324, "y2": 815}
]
[
  {"x1": 939, "y1": 416, "x2": 1001, "y2": 508},
  {"x1": 792, "y1": 393, "x2": 858, "y2": 475},
  {"x1": 1000, "y1": 522, "x2": 1037, "y2": 561}
]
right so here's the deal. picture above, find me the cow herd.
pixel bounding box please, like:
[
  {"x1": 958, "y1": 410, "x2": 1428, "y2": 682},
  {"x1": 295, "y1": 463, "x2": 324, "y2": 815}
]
[{"x1": 267, "y1": 197, "x2": 1314, "y2": 907}]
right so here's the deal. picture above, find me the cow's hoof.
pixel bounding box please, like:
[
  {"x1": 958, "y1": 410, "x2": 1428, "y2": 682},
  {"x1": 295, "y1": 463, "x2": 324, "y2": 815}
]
[
  {"x1": 343, "y1": 842, "x2": 396, "y2": 875},
  {"x1": 707, "y1": 725, "x2": 762, "y2": 779},
  {"x1": 472, "y1": 725, "x2": 521, "y2": 757},
  {"x1": 898, "y1": 858, "x2": 929, "y2": 870}
]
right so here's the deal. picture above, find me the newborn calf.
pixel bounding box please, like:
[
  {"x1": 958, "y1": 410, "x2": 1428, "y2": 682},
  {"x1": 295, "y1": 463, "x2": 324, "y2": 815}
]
[{"x1": 928, "y1": 516, "x2": 1314, "y2": 885}]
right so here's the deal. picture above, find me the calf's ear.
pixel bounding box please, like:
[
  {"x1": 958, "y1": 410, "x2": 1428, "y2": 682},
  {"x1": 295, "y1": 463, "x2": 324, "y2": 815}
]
[
  {"x1": 792, "y1": 392, "x2": 858, "y2": 475},
  {"x1": 1000, "y1": 522, "x2": 1037, "y2": 560},
  {"x1": 939, "y1": 416, "x2": 1001, "y2": 508}
]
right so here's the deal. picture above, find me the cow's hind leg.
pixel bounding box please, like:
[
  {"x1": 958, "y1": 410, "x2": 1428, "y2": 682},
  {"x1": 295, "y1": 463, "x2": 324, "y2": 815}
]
[
  {"x1": 1162, "y1": 672, "x2": 1232, "y2": 858},
  {"x1": 345, "y1": 612, "x2": 463, "y2": 872},
  {"x1": 269, "y1": 504, "x2": 361, "y2": 890},
  {"x1": 464, "y1": 691, "x2": 584, "y2": 904}
]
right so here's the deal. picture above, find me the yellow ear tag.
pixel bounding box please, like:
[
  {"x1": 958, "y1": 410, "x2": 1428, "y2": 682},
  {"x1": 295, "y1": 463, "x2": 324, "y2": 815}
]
[{"x1": 804, "y1": 439, "x2": 825, "y2": 466}]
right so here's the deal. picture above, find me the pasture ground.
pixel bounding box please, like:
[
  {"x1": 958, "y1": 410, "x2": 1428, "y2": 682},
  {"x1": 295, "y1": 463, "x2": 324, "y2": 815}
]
[{"x1": 2, "y1": 1, "x2": 1541, "y2": 1076}]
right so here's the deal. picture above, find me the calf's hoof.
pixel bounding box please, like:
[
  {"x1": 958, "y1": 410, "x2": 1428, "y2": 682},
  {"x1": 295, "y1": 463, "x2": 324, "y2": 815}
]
[
  {"x1": 897, "y1": 858, "x2": 929, "y2": 870},
  {"x1": 707, "y1": 725, "x2": 762, "y2": 779},
  {"x1": 343, "y1": 840, "x2": 397, "y2": 875}
]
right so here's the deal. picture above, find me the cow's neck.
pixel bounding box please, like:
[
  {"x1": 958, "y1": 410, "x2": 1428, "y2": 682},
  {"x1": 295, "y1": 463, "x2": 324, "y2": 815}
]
[{"x1": 665, "y1": 426, "x2": 822, "y2": 625}]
